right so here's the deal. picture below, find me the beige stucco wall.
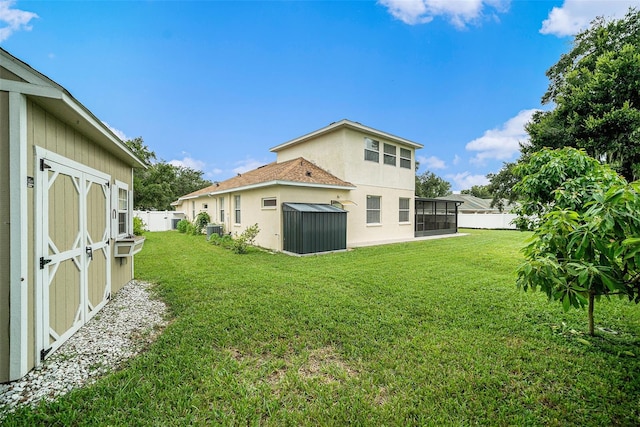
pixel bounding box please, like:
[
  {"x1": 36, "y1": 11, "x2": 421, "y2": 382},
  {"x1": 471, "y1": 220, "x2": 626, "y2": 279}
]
[
  {"x1": 0, "y1": 91, "x2": 10, "y2": 382},
  {"x1": 274, "y1": 127, "x2": 417, "y2": 246},
  {"x1": 275, "y1": 127, "x2": 417, "y2": 191}
]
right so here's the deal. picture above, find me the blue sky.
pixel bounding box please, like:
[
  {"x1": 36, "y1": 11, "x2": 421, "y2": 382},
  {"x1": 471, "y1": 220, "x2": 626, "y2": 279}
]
[{"x1": 2, "y1": 0, "x2": 639, "y2": 191}]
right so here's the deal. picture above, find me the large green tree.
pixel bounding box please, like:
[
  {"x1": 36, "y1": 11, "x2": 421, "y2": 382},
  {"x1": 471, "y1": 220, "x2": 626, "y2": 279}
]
[
  {"x1": 514, "y1": 148, "x2": 640, "y2": 335},
  {"x1": 525, "y1": 9, "x2": 640, "y2": 181},
  {"x1": 460, "y1": 185, "x2": 491, "y2": 199},
  {"x1": 415, "y1": 170, "x2": 452, "y2": 198},
  {"x1": 125, "y1": 138, "x2": 212, "y2": 210}
]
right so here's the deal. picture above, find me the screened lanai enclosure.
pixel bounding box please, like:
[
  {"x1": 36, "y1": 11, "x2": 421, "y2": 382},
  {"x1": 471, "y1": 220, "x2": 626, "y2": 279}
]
[{"x1": 415, "y1": 198, "x2": 461, "y2": 237}]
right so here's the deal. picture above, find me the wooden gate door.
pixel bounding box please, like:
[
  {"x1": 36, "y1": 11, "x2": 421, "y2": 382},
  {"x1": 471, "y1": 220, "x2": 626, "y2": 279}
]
[{"x1": 37, "y1": 151, "x2": 111, "y2": 360}]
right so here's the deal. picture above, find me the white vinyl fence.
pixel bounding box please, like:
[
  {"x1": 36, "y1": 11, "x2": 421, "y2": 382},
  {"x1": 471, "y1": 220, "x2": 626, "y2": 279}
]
[
  {"x1": 134, "y1": 211, "x2": 186, "y2": 232},
  {"x1": 458, "y1": 213, "x2": 518, "y2": 230}
]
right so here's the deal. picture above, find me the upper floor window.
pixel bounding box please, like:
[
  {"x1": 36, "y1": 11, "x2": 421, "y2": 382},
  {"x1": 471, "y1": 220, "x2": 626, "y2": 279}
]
[
  {"x1": 384, "y1": 143, "x2": 396, "y2": 166},
  {"x1": 399, "y1": 198, "x2": 410, "y2": 222},
  {"x1": 400, "y1": 148, "x2": 412, "y2": 169},
  {"x1": 366, "y1": 195, "x2": 381, "y2": 224},
  {"x1": 364, "y1": 137, "x2": 379, "y2": 163}
]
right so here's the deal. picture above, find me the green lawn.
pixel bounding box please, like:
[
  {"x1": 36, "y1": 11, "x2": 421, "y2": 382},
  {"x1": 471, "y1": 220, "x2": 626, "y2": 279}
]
[{"x1": 5, "y1": 229, "x2": 640, "y2": 426}]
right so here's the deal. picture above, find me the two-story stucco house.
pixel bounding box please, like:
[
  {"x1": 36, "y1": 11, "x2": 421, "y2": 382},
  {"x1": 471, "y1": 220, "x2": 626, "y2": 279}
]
[{"x1": 173, "y1": 119, "x2": 424, "y2": 253}]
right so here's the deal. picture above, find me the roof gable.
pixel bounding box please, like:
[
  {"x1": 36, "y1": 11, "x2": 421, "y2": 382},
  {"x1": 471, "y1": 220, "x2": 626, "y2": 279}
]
[
  {"x1": 0, "y1": 48, "x2": 145, "y2": 169},
  {"x1": 270, "y1": 119, "x2": 423, "y2": 153},
  {"x1": 179, "y1": 157, "x2": 355, "y2": 200}
]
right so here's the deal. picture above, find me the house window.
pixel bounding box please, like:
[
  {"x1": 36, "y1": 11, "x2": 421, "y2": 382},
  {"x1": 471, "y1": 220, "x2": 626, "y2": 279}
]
[
  {"x1": 234, "y1": 195, "x2": 241, "y2": 224},
  {"x1": 364, "y1": 137, "x2": 379, "y2": 163},
  {"x1": 112, "y1": 180, "x2": 132, "y2": 239},
  {"x1": 399, "y1": 198, "x2": 410, "y2": 222},
  {"x1": 400, "y1": 148, "x2": 412, "y2": 169},
  {"x1": 384, "y1": 143, "x2": 396, "y2": 166},
  {"x1": 219, "y1": 197, "x2": 225, "y2": 222},
  {"x1": 262, "y1": 197, "x2": 277, "y2": 208},
  {"x1": 191, "y1": 201, "x2": 196, "y2": 220},
  {"x1": 366, "y1": 195, "x2": 381, "y2": 224}
]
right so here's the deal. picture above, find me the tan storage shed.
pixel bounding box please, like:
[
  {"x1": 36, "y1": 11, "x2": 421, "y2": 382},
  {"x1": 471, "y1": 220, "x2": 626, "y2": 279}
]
[{"x1": 0, "y1": 48, "x2": 145, "y2": 383}]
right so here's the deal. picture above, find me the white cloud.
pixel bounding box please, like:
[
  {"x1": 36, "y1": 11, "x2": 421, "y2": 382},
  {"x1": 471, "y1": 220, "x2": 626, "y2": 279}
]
[
  {"x1": 169, "y1": 157, "x2": 206, "y2": 171},
  {"x1": 446, "y1": 171, "x2": 489, "y2": 190},
  {"x1": 465, "y1": 109, "x2": 538, "y2": 165},
  {"x1": 418, "y1": 155, "x2": 446, "y2": 170},
  {"x1": 540, "y1": 0, "x2": 640, "y2": 37},
  {"x1": 378, "y1": 0, "x2": 509, "y2": 28},
  {"x1": 0, "y1": 0, "x2": 38, "y2": 42},
  {"x1": 232, "y1": 158, "x2": 264, "y2": 175},
  {"x1": 452, "y1": 154, "x2": 461, "y2": 166},
  {"x1": 102, "y1": 121, "x2": 130, "y2": 142}
]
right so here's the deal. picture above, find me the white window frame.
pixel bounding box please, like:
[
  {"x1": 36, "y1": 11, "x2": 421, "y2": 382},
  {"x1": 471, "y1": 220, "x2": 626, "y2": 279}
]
[
  {"x1": 364, "y1": 137, "x2": 380, "y2": 163},
  {"x1": 262, "y1": 197, "x2": 277, "y2": 209},
  {"x1": 111, "y1": 180, "x2": 132, "y2": 239},
  {"x1": 234, "y1": 195, "x2": 241, "y2": 224},
  {"x1": 383, "y1": 143, "x2": 396, "y2": 166},
  {"x1": 400, "y1": 148, "x2": 412, "y2": 169},
  {"x1": 219, "y1": 197, "x2": 225, "y2": 223},
  {"x1": 366, "y1": 195, "x2": 381, "y2": 224},
  {"x1": 399, "y1": 197, "x2": 410, "y2": 222}
]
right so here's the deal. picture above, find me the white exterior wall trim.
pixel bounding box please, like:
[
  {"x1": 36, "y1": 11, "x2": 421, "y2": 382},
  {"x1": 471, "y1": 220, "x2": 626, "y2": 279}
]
[{"x1": 8, "y1": 92, "x2": 28, "y2": 380}]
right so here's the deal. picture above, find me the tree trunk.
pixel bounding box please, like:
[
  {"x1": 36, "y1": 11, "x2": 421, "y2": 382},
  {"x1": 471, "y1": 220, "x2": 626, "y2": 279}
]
[{"x1": 588, "y1": 291, "x2": 595, "y2": 336}]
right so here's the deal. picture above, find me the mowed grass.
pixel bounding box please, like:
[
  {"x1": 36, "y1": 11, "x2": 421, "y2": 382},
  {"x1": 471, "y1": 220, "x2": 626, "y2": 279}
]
[{"x1": 5, "y1": 229, "x2": 640, "y2": 425}]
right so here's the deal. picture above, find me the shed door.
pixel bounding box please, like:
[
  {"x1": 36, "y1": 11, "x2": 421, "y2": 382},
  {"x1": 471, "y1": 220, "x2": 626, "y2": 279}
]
[{"x1": 37, "y1": 155, "x2": 111, "y2": 360}]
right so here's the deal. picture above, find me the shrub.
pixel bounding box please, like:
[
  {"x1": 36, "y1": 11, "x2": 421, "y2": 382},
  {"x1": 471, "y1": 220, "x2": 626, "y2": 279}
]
[
  {"x1": 186, "y1": 222, "x2": 197, "y2": 235},
  {"x1": 194, "y1": 212, "x2": 211, "y2": 234},
  {"x1": 231, "y1": 224, "x2": 260, "y2": 254},
  {"x1": 133, "y1": 216, "x2": 146, "y2": 236},
  {"x1": 176, "y1": 219, "x2": 190, "y2": 233},
  {"x1": 209, "y1": 233, "x2": 234, "y2": 249}
]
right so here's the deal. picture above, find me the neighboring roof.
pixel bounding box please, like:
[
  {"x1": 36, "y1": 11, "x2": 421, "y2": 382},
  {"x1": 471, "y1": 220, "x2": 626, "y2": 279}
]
[
  {"x1": 270, "y1": 119, "x2": 424, "y2": 153},
  {"x1": 283, "y1": 203, "x2": 346, "y2": 213},
  {"x1": 0, "y1": 48, "x2": 146, "y2": 169},
  {"x1": 436, "y1": 194, "x2": 513, "y2": 212},
  {"x1": 177, "y1": 157, "x2": 355, "y2": 201}
]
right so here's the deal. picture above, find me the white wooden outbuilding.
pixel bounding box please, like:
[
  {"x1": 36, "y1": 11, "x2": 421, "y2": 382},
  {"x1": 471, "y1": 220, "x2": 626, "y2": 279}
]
[{"x1": 0, "y1": 48, "x2": 145, "y2": 382}]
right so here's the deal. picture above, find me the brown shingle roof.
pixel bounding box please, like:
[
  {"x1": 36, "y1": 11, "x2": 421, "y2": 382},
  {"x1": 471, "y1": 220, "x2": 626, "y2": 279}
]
[{"x1": 178, "y1": 157, "x2": 354, "y2": 200}]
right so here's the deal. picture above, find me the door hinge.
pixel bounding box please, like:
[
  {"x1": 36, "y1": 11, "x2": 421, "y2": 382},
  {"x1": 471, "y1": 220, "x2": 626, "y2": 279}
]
[
  {"x1": 40, "y1": 347, "x2": 52, "y2": 361},
  {"x1": 40, "y1": 159, "x2": 51, "y2": 171},
  {"x1": 39, "y1": 257, "x2": 52, "y2": 270}
]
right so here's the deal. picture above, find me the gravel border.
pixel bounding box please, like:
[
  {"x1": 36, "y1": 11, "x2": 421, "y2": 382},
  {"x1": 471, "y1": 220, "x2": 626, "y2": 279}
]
[{"x1": 0, "y1": 280, "x2": 168, "y2": 416}]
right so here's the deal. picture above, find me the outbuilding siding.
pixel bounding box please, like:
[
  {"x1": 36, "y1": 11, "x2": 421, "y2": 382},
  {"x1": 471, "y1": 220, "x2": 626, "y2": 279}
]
[
  {"x1": 0, "y1": 91, "x2": 10, "y2": 382},
  {"x1": 27, "y1": 100, "x2": 133, "y2": 294}
]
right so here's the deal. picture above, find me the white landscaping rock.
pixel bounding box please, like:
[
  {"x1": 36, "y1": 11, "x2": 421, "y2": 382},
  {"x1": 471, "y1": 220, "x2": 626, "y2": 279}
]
[{"x1": 0, "y1": 280, "x2": 168, "y2": 417}]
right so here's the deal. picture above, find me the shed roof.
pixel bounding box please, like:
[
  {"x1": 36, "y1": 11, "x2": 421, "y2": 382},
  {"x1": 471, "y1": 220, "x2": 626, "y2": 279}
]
[
  {"x1": 177, "y1": 157, "x2": 355, "y2": 201},
  {"x1": 0, "y1": 48, "x2": 145, "y2": 169},
  {"x1": 283, "y1": 203, "x2": 346, "y2": 213},
  {"x1": 270, "y1": 119, "x2": 424, "y2": 153}
]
